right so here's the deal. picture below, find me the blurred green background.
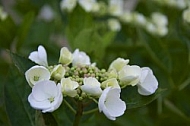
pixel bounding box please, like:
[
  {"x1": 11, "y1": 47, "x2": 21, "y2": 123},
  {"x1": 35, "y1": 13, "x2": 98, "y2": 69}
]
[{"x1": 0, "y1": 0, "x2": 190, "y2": 125}]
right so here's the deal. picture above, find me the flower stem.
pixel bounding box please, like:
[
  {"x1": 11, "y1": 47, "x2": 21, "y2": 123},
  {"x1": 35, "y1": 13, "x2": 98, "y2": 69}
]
[
  {"x1": 73, "y1": 101, "x2": 83, "y2": 126},
  {"x1": 83, "y1": 108, "x2": 98, "y2": 115},
  {"x1": 64, "y1": 99, "x2": 76, "y2": 114}
]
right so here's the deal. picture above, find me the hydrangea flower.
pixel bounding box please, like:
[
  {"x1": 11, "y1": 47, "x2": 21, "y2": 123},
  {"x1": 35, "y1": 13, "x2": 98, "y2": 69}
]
[
  {"x1": 29, "y1": 45, "x2": 48, "y2": 67},
  {"x1": 81, "y1": 77, "x2": 102, "y2": 96},
  {"x1": 78, "y1": 0, "x2": 98, "y2": 12},
  {"x1": 60, "y1": 0, "x2": 77, "y2": 12},
  {"x1": 51, "y1": 64, "x2": 65, "y2": 81},
  {"x1": 25, "y1": 65, "x2": 50, "y2": 87},
  {"x1": 98, "y1": 87, "x2": 126, "y2": 120},
  {"x1": 137, "y1": 67, "x2": 158, "y2": 96},
  {"x1": 72, "y1": 49, "x2": 91, "y2": 66},
  {"x1": 108, "y1": 58, "x2": 129, "y2": 72},
  {"x1": 101, "y1": 78, "x2": 120, "y2": 89},
  {"x1": 108, "y1": 0, "x2": 124, "y2": 17},
  {"x1": 118, "y1": 65, "x2": 141, "y2": 86},
  {"x1": 107, "y1": 18, "x2": 121, "y2": 32},
  {"x1": 61, "y1": 78, "x2": 79, "y2": 97},
  {"x1": 59, "y1": 47, "x2": 73, "y2": 65},
  {"x1": 151, "y1": 12, "x2": 168, "y2": 27},
  {"x1": 28, "y1": 80, "x2": 63, "y2": 113}
]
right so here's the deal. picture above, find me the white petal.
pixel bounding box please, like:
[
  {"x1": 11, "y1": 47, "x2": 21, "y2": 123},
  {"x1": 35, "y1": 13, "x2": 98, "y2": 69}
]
[
  {"x1": 105, "y1": 89, "x2": 126, "y2": 117},
  {"x1": 118, "y1": 65, "x2": 141, "y2": 86},
  {"x1": 28, "y1": 81, "x2": 63, "y2": 113},
  {"x1": 25, "y1": 65, "x2": 50, "y2": 87},
  {"x1": 43, "y1": 83, "x2": 63, "y2": 112},
  {"x1": 101, "y1": 78, "x2": 120, "y2": 89},
  {"x1": 28, "y1": 45, "x2": 48, "y2": 66},
  {"x1": 28, "y1": 94, "x2": 51, "y2": 109},
  {"x1": 108, "y1": 58, "x2": 129, "y2": 72},
  {"x1": 81, "y1": 77, "x2": 102, "y2": 96},
  {"x1": 98, "y1": 87, "x2": 126, "y2": 120},
  {"x1": 72, "y1": 49, "x2": 91, "y2": 66},
  {"x1": 38, "y1": 45, "x2": 48, "y2": 66},
  {"x1": 29, "y1": 51, "x2": 40, "y2": 63},
  {"x1": 98, "y1": 87, "x2": 110, "y2": 112},
  {"x1": 32, "y1": 80, "x2": 57, "y2": 101},
  {"x1": 61, "y1": 78, "x2": 79, "y2": 97},
  {"x1": 138, "y1": 67, "x2": 158, "y2": 95}
]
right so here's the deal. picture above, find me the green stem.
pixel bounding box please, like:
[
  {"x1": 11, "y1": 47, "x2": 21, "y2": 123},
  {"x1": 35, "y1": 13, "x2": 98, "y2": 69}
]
[
  {"x1": 73, "y1": 101, "x2": 83, "y2": 126},
  {"x1": 64, "y1": 99, "x2": 76, "y2": 114},
  {"x1": 83, "y1": 108, "x2": 98, "y2": 115},
  {"x1": 35, "y1": 110, "x2": 45, "y2": 126}
]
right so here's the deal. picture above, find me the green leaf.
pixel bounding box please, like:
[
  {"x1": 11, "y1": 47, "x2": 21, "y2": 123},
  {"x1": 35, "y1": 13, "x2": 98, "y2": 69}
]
[
  {"x1": 4, "y1": 66, "x2": 35, "y2": 126},
  {"x1": 16, "y1": 11, "x2": 35, "y2": 50},
  {"x1": 0, "y1": 74, "x2": 11, "y2": 126},
  {"x1": 0, "y1": 17, "x2": 16, "y2": 49},
  {"x1": 10, "y1": 51, "x2": 35, "y2": 74},
  {"x1": 121, "y1": 86, "x2": 165, "y2": 109}
]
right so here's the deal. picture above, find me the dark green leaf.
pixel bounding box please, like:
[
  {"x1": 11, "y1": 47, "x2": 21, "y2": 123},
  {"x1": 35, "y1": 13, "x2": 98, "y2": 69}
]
[
  {"x1": 4, "y1": 66, "x2": 35, "y2": 126},
  {"x1": 0, "y1": 17, "x2": 16, "y2": 49},
  {"x1": 42, "y1": 113, "x2": 58, "y2": 126},
  {"x1": 10, "y1": 51, "x2": 35, "y2": 74},
  {"x1": 121, "y1": 86, "x2": 165, "y2": 109}
]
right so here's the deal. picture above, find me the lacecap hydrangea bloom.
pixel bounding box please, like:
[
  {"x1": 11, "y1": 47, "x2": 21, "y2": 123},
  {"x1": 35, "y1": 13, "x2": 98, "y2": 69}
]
[{"x1": 25, "y1": 45, "x2": 158, "y2": 120}]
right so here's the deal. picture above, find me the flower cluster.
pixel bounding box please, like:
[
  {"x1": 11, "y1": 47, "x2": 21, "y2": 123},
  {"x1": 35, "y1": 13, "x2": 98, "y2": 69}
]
[
  {"x1": 60, "y1": 0, "x2": 168, "y2": 36},
  {"x1": 153, "y1": 0, "x2": 190, "y2": 24},
  {"x1": 25, "y1": 45, "x2": 158, "y2": 120},
  {"x1": 153, "y1": 0, "x2": 189, "y2": 9}
]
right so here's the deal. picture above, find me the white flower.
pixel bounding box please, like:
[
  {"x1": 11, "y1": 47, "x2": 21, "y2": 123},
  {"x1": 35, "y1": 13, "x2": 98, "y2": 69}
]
[
  {"x1": 38, "y1": 5, "x2": 54, "y2": 21},
  {"x1": 120, "y1": 11, "x2": 133, "y2": 23},
  {"x1": 51, "y1": 64, "x2": 65, "y2": 80},
  {"x1": 59, "y1": 47, "x2": 73, "y2": 65},
  {"x1": 25, "y1": 65, "x2": 50, "y2": 87},
  {"x1": 108, "y1": 0, "x2": 124, "y2": 17},
  {"x1": 81, "y1": 77, "x2": 102, "y2": 96},
  {"x1": 176, "y1": 0, "x2": 186, "y2": 9},
  {"x1": 101, "y1": 78, "x2": 120, "y2": 89},
  {"x1": 28, "y1": 45, "x2": 48, "y2": 67},
  {"x1": 98, "y1": 87, "x2": 126, "y2": 120},
  {"x1": 133, "y1": 13, "x2": 147, "y2": 26},
  {"x1": 183, "y1": 8, "x2": 190, "y2": 23},
  {"x1": 61, "y1": 78, "x2": 79, "y2": 97},
  {"x1": 0, "y1": 7, "x2": 8, "y2": 21},
  {"x1": 118, "y1": 65, "x2": 141, "y2": 86},
  {"x1": 137, "y1": 67, "x2": 158, "y2": 96},
  {"x1": 28, "y1": 80, "x2": 63, "y2": 113},
  {"x1": 146, "y1": 22, "x2": 157, "y2": 34},
  {"x1": 156, "y1": 26, "x2": 168, "y2": 36},
  {"x1": 151, "y1": 12, "x2": 168, "y2": 27},
  {"x1": 107, "y1": 69, "x2": 118, "y2": 79},
  {"x1": 60, "y1": 0, "x2": 77, "y2": 12},
  {"x1": 108, "y1": 58, "x2": 129, "y2": 72},
  {"x1": 107, "y1": 18, "x2": 121, "y2": 32},
  {"x1": 72, "y1": 49, "x2": 91, "y2": 66},
  {"x1": 78, "y1": 0, "x2": 97, "y2": 12}
]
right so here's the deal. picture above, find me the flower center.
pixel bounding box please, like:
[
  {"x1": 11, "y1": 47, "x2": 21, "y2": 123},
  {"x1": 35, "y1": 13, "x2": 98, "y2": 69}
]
[
  {"x1": 48, "y1": 97, "x2": 55, "y2": 103},
  {"x1": 33, "y1": 76, "x2": 40, "y2": 81}
]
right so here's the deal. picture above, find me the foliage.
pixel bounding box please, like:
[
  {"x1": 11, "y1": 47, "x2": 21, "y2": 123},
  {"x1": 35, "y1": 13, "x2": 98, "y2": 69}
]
[{"x1": 0, "y1": 0, "x2": 190, "y2": 125}]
